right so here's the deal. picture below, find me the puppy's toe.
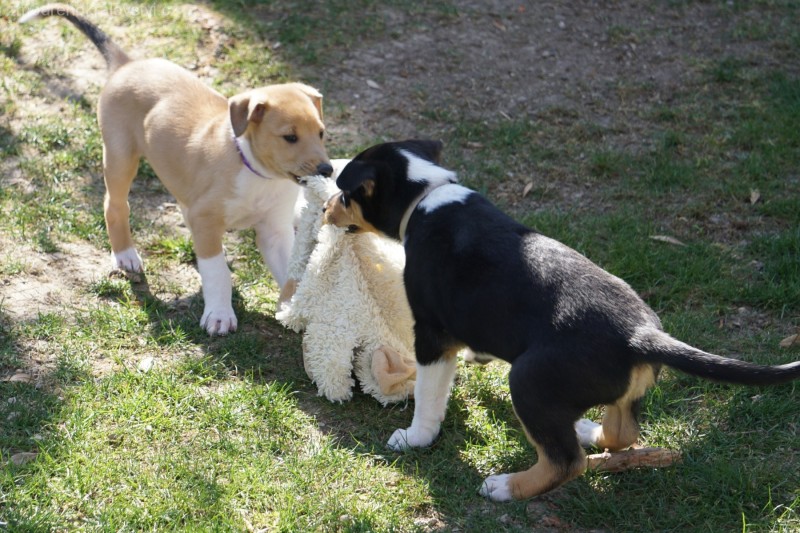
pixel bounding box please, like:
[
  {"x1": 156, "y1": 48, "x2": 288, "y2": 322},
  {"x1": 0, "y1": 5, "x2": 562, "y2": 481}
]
[
  {"x1": 111, "y1": 248, "x2": 143, "y2": 273},
  {"x1": 574, "y1": 418, "x2": 602, "y2": 448},
  {"x1": 479, "y1": 474, "x2": 514, "y2": 501},
  {"x1": 387, "y1": 426, "x2": 438, "y2": 451},
  {"x1": 387, "y1": 428, "x2": 412, "y2": 451},
  {"x1": 201, "y1": 307, "x2": 238, "y2": 336}
]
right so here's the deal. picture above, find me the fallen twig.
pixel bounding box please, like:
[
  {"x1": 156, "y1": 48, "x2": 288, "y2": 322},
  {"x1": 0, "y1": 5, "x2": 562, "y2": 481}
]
[{"x1": 587, "y1": 447, "x2": 682, "y2": 472}]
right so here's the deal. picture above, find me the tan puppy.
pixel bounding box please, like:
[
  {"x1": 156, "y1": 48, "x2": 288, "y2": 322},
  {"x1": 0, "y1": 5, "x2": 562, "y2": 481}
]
[{"x1": 20, "y1": 4, "x2": 332, "y2": 335}]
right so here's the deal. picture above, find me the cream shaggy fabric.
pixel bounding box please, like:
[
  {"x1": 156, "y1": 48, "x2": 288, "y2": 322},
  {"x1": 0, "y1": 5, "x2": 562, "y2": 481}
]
[{"x1": 277, "y1": 167, "x2": 416, "y2": 404}]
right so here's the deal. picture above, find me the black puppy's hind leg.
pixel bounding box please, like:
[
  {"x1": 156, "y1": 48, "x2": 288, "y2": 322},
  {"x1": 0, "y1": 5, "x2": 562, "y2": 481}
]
[
  {"x1": 575, "y1": 364, "x2": 656, "y2": 451},
  {"x1": 480, "y1": 354, "x2": 587, "y2": 501}
]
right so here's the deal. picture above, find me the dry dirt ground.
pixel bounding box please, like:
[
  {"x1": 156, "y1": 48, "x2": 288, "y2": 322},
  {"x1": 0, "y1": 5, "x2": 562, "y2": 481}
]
[
  {"x1": 310, "y1": 0, "x2": 793, "y2": 148},
  {"x1": 4, "y1": 0, "x2": 795, "y2": 339}
]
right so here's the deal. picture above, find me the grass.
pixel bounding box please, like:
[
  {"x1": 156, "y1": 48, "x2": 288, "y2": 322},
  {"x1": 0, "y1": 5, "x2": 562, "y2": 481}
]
[{"x1": 1, "y1": 0, "x2": 799, "y2": 531}]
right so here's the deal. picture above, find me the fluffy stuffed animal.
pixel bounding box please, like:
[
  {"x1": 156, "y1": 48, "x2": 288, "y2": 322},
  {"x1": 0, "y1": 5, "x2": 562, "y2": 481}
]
[{"x1": 277, "y1": 165, "x2": 416, "y2": 404}]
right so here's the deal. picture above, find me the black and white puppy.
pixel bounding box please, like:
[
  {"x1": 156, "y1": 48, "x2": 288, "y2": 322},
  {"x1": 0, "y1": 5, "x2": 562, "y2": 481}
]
[{"x1": 322, "y1": 139, "x2": 800, "y2": 501}]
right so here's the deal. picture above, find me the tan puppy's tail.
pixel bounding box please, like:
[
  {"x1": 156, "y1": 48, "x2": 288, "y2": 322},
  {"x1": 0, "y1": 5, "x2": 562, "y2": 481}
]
[{"x1": 19, "y1": 3, "x2": 130, "y2": 73}]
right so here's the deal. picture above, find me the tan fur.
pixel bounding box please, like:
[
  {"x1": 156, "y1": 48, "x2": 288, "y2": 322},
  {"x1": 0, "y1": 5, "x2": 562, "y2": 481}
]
[
  {"x1": 21, "y1": 4, "x2": 331, "y2": 334},
  {"x1": 98, "y1": 58, "x2": 329, "y2": 260},
  {"x1": 507, "y1": 407, "x2": 587, "y2": 499},
  {"x1": 506, "y1": 365, "x2": 656, "y2": 498},
  {"x1": 595, "y1": 365, "x2": 656, "y2": 451},
  {"x1": 509, "y1": 443, "x2": 586, "y2": 499},
  {"x1": 323, "y1": 191, "x2": 381, "y2": 235}
]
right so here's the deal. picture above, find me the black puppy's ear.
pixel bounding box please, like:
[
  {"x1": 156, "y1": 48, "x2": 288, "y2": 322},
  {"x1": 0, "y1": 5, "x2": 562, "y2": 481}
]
[
  {"x1": 336, "y1": 160, "x2": 376, "y2": 197},
  {"x1": 398, "y1": 139, "x2": 444, "y2": 164}
]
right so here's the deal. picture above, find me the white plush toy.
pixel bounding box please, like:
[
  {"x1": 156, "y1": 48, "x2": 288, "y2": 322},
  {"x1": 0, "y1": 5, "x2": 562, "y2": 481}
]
[{"x1": 277, "y1": 162, "x2": 416, "y2": 404}]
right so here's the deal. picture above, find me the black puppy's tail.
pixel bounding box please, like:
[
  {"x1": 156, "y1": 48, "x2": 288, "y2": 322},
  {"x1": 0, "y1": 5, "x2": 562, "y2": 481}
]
[
  {"x1": 632, "y1": 327, "x2": 800, "y2": 385},
  {"x1": 19, "y1": 3, "x2": 130, "y2": 73}
]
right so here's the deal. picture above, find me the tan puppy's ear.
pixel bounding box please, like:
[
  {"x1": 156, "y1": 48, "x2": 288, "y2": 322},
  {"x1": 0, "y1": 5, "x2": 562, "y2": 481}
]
[
  {"x1": 229, "y1": 92, "x2": 268, "y2": 136},
  {"x1": 296, "y1": 83, "x2": 324, "y2": 120}
]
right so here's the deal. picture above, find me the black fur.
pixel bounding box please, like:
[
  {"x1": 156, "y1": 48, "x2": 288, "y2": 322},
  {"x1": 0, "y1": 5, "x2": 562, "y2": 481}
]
[
  {"x1": 337, "y1": 140, "x2": 450, "y2": 240},
  {"x1": 336, "y1": 139, "x2": 800, "y2": 385},
  {"x1": 336, "y1": 139, "x2": 800, "y2": 486}
]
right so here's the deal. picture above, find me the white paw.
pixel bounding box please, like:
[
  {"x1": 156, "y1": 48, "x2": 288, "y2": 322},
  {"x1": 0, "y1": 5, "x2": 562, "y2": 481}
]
[
  {"x1": 200, "y1": 306, "x2": 237, "y2": 336},
  {"x1": 111, "y1": 247, "x2": 143, "y2": 273},
  {"x1": 479, "y1": 473, "x2": 514, "y2": 501},
  {"x1": 575, "y1": 418, "x2": 602, "y2": 448},
  {"x1": 461, "y1": 348, "x2": 496, "y2": 365},
  {"x1": 387, "y1": 426, "x2": 437, "y2": 451}
]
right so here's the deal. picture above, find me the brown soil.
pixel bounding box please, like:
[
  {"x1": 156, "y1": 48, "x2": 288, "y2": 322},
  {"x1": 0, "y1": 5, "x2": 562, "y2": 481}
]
[{"x1": 308, "y1": 1, "x2": 794, "y2": 148}]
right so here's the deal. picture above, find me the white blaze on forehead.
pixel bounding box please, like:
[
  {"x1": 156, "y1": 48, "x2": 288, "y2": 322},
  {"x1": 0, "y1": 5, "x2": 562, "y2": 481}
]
[
  {"x1": 419, "y1": 184, "x2": 473, "y2": 213},
  {"x1": 399, "y1": 149, "x2": 457, "y2": 186}
]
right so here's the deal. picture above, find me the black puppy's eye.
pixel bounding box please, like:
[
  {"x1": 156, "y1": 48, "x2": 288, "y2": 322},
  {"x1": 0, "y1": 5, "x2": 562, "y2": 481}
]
[{"x1": 283, "y1": 134, "x2": 298, "y2": 144}]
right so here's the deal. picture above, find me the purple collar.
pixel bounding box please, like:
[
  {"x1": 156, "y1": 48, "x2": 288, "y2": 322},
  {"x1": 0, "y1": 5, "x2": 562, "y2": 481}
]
[{"x1": 232, "y1": 134, "x2": 270, "y2": 179}]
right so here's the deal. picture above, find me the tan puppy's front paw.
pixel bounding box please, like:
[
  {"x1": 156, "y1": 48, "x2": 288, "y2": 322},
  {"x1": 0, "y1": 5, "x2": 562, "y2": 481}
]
[
  {"x1": 201, "y1": 307, "x2": 237, "y2": 335},
  {"x1": 196, "y1": 254, "x2": 235, "y2": 335},
  {"x1": 111, "y1": 247, "x2": 143, "y2": 272}
]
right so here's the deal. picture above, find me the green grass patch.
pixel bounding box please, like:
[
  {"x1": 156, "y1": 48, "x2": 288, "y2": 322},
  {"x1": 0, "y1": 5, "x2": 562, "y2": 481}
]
[
  {"x1": 1, "y1": 0, "x2": 798, "y2": 531},
  {"x1": 2, "y1": 367, "x2": 430, "y2": 531}
]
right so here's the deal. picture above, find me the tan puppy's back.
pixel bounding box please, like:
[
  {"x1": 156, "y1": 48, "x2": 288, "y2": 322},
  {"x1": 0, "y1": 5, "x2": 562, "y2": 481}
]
[{"x1": 99, "y1": 58, "x2": 235, "y2": 205}]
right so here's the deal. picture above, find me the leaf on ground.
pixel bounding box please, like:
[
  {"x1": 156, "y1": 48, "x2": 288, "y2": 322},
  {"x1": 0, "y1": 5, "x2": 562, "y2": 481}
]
[
  {"x1": 750, "y1": 189, "x2": 761, "y2": 204},
  {"x1": 138, "y1": 356, "x2": 155, "y2": 373},
  {"x1": 2, "y1": 373, "x2": 33, "y2": 383},
  {"x1": 10, "y1": 452, "x2": 38, "y2": 466},
  {"x1": 522, "y1": 182, "x2": 534, "y2": 198},
  {"x1": 650, "y1": 235, "x2": 686, "y2": 246},
  {"x1": 779, "y1": 334, "x2": 798, "y2": 348}
]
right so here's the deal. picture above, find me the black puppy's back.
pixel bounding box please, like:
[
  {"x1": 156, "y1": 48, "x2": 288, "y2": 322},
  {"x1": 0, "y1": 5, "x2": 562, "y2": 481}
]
[
  {"x1": 404, "y1": 184, "x2": 800, "y2": 387},
  {"x1": 404, "y1": 189, "x2": 658, "y2": 359}
]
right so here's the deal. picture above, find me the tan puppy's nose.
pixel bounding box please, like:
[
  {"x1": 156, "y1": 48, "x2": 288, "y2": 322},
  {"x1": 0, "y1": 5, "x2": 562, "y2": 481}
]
[{"x1": 316, "y1": 162, "x2": 333, "y2": 177}]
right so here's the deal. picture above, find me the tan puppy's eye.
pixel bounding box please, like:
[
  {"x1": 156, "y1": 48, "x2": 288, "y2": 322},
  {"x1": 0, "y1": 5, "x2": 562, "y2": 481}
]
[
  {"x1": 283, "y1": 134, "x2": 298, "y2": 144},
  {"x1": 319, "y1": 130, "x2": 324, "y2": 140}
]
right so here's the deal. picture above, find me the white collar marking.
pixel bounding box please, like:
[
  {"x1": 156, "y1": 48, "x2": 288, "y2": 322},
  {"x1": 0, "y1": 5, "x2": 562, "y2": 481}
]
[
  {"x1": 398, "y1": 184, "x2": 473, "y2": 242},
  {"x1": 396, "y1": 150, "x2": 457, "y2": 241},
  {"x1": 418, "y1": 184, "x2": 473, "y2": 213},
  {"x1": 399, "y1": 149, "x2": 457, "y2": 185}
]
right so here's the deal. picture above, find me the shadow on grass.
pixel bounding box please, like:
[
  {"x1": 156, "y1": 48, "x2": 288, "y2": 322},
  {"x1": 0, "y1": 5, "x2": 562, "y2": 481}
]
[
  {"x1": 113, "y1": 268, "x2": 540, "y2": 523},
  {"x1": 0, "y1": 311, "x2": 66, "y2": 531}
]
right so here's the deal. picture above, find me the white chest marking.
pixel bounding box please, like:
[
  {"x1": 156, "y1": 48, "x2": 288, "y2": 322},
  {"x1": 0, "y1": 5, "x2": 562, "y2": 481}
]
[
  {"x1": 224, "y1": 168, "x2": 299, "y2": 229},
  {"x1": 399, "y1": 150, "x2": 457, "y2": 186}
]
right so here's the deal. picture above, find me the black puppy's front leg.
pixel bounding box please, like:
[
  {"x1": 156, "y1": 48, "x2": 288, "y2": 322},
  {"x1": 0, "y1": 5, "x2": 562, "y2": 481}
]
[{"x1": 387, "y1": 322, "x2": 460, "y2": 451}]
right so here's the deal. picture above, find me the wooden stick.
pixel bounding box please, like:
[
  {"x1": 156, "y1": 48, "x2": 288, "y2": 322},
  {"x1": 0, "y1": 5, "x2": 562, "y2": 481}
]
[{"x1": 586, "y1": 447, "x2": 682, "y2": 472}]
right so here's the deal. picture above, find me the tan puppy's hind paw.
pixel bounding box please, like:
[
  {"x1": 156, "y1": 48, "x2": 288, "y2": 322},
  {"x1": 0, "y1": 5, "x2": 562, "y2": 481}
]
[{"x1": 111, "y1": 247, "x2": 143, "y2": 273}]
